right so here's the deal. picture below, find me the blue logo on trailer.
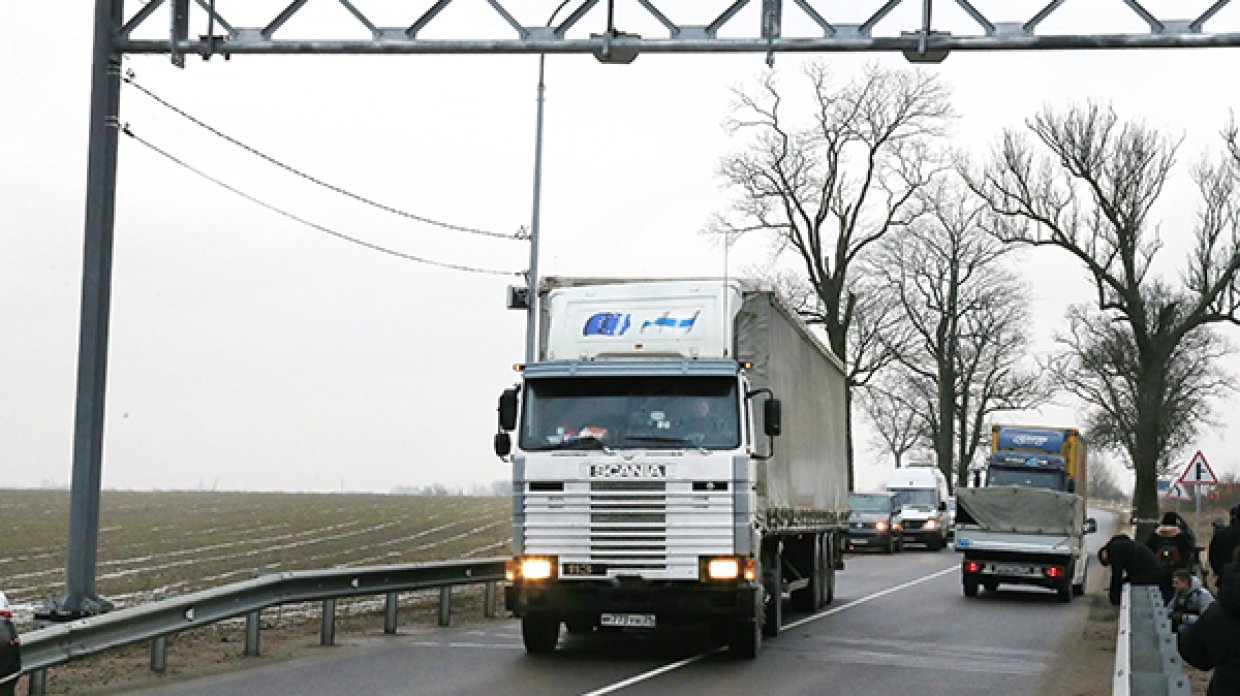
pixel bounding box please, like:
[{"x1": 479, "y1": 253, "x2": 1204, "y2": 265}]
[
  {"x1": 583, "y1": 313, "x2": 632, "y2": 336},
  {"x1": 639, "y1": 311, "x2": 701, "y2": 334},
  {"x1": 995, "y1": 427, "x2": 1067, "y2": 453}
]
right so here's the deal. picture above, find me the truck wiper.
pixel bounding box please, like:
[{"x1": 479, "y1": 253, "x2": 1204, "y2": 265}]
[
  {"x1": 621, "y1": 435, "x2": 709, "y2": 454},
  {"x1": 544, "y1": 435, "x2": 614, "y2": 454}
]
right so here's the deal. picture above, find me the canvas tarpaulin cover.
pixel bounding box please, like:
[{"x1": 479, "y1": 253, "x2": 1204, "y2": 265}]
[{"x1": 957, "y1": 486, "x2": 1083, "y2": 535}]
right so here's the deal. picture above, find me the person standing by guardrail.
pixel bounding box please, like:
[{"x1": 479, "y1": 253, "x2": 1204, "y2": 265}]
[
  {"x1": 1178, "y1": 556, "x2": 1240, "y2": 696},
  {"x1": 1099, "y1": 533, "x2": 1163, "y2": 606},
  {"x1": 1207, "y1": 505, "x2": 1240, "y2": 592},
  {"x1": 0, "y1": 592, "x2": 20, "y2": 696},
  {"x1": 1146, "y1": 512, "x2": 1197, "y2": 601}
]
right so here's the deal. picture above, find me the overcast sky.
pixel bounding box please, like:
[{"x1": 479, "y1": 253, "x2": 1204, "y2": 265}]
[{"x1": 2, "y1": 1, "x2": 1239, "y2": 496}]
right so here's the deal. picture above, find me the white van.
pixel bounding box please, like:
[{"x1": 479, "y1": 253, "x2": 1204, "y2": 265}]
[{"x1": 884, "y1": 465, "x2": 950, "y2": 551}]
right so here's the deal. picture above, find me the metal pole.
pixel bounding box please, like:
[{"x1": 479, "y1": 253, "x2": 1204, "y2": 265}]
[
  {"x1": 523, "y1": 1, "x2": 570, "y2": 364},
  {"x1": 438, "y1": 586, "x2": 452, "y2": 627},
  {"x1": 523, "y1": 53, "x2": 547, "y2": 364},
  {"x1": 61, "y1": 0, "x2": 125, "y2": 619},
  {"x1": 484, "y1": 581, "x2": 497, "y2": 618},
  {"x1": 150, "y1": 635, "x2": 167, "y2": 673},
  {"x1": 384, "y1": 592, "x2": 399, "y2": 634},
  {"x1": 320, "y1": 599, "x2": 337, "y2": 646},
  {"x1": 28, "y1": 669, "x2": 47, "y2": 696},
  {"x1": 244, "y1": 610, "x2": 261, "y2": 656}
]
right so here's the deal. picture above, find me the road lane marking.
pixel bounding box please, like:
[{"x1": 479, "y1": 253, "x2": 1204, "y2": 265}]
[{"x1": 579, "y1": 564, "x2": 959, "y2": 696}]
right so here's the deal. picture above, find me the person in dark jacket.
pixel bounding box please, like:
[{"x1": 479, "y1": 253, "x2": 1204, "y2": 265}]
[
  {"x1": 1146, "y1": 512, "x2": 1198, "y2": 601},
  {"x1": 1178, "y1": 558, "x2": 1240, "y2": 696},
  {"x1": 0, "y1": 592, "x2": 20, "y2": 696},
  {"x1": 1208, "y1": 505, "x2": 1240, "y2": 591},
  {"x1": 1099, "y1": 533, "x2": 1164, "y2": 606}
]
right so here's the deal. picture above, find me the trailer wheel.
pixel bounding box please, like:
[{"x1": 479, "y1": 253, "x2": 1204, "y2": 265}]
[
  {"x1": 791, "y1": 535, "x2": 822, "y2": 612},
  {"x1": 963, "y1": 578, "x2": 979, "y2": 598},
  {"x1": 521, "y1": 615, "x2": 561, "y2": 653}
]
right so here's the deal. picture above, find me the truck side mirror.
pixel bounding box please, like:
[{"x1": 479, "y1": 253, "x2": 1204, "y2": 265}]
[
  {"x1": 763, "y1": 398, "x2": 782, "y2": 437},
  {"x1": 494, "y1": 432, "x2": 512, "y2": 458},
  {"x1": 1083, "y1": 518, "x2": 1097, "y2": 534},
  {"x1": 938, "y1": 501, "x2": 947, "y2": 512},
  {"x1": 498, "y1": 387, "x2": 519, "y2": 431},
  {"x1": 1066, "y1": 479, "x2": 1076, "y2": 493}
]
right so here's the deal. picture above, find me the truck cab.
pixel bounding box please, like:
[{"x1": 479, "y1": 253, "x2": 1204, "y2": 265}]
[{"x1": 884, "y1": 466, "x2": 949, "y2": 551}]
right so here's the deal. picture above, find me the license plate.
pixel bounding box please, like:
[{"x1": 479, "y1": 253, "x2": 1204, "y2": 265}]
[
  {"x1": 600, "y1": 613, "x2": 656, "y2": 629},
  {"x1": 993, "y1": 564, "x2": 1034, "y2": 576},
  {"x1": 562, "y1": 563, "x2": 604, "y2": 576}
]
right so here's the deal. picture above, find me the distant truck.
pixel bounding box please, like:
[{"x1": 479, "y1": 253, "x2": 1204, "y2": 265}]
[
  {"x1": 885, "y1": 465, "x2": 949, "y2": 551},
  {"x1": 493, "y1": 279, "x2": 850, "y2": 658},
  {"x1": 955, "y1": 425, "x2": 1096, "y2": 601}
]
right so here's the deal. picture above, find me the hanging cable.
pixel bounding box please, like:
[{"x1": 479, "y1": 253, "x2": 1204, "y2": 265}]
[
  {"x1": 122, "y1": 70, "x2": 525, "y2": 242},
  {"x1": 120, "y1": 124, "x2": 523, "y2": 277}
]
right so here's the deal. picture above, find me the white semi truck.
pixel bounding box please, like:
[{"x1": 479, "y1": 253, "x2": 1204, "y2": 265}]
[{"x1": 493, "y1": 278, "x2": 850, "y2": 658}]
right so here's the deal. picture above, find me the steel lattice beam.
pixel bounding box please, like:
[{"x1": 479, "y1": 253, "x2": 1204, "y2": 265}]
[{"x1": 113, "y1": 0, "x2": 1240, "y2": 64}]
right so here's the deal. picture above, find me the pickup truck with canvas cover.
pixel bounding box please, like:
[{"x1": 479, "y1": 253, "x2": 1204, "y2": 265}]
[
  {"x1": 493, "y1": 278, "x2": 850, "y2": 658},
  {"x1": 956, "y1": 425, "x2": 1096, "y2": 600}
]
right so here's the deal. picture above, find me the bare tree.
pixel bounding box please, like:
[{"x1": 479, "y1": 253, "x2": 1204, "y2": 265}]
[
  {"x1": 967, "y1": 102, "x2": 1240, "y2": 536},
  {"x1": 711, "y1": 63, "x2": 953, "y2": 488},
  {"x1": 1048, "y1": 301, "x2": 1234, "y2": 479},
  {"x1": 869, "y1": 178, "x2": 1045, "y2": 491},
  {"x1": 858, "y1": 372, "x2": 932, "y2": 470}
]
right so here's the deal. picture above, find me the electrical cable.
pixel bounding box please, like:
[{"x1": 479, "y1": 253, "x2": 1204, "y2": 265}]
[
  {"x1": 122, "y1": 70, "x2": 525, "y2": 242},
  {"x1": 120, "y1": 124, "x2": 523, "y2": 277}
]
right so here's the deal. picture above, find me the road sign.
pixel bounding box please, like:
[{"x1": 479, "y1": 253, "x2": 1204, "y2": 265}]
[
  {"x1": 1166, "y1": 480, "x2": 1192, "y2": 501},
  {"x1": 1180, "y1": 451, "x2": 1219, "y2": 486}
]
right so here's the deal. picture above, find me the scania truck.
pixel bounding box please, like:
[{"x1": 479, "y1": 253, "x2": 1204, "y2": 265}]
[
  {"x1": 493, "y1": 278, "x2": 850, "y2": 658},
  {"x1": 955, "y1": 425, "x2": 1096, "y2": 601}
]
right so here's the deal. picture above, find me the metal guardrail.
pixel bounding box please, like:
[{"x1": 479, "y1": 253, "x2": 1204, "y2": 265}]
[
  {"x1": 17, "y1": 557, "x2": 506, "y2": 695},
  {"x1": 1113, "y1": 584, "x2": 1191, "y2": 696}
]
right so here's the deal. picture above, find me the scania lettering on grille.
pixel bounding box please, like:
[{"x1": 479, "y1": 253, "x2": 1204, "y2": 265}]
[{"x1": 589, "y1": 463, "x2": 667, "y2": 479}]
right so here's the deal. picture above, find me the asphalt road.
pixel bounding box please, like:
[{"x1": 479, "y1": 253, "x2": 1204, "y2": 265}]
[{"x1": 138, "y1": 509, "x2": 1118, "y2": 696}]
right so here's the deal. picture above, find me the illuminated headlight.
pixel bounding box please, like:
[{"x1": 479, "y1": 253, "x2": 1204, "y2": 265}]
[
  {"x1": 707, "y1": 557, "x2": 740, "y2": 580},
  {"x1": 701, "y1": 556, "x2": 754, "y2": 582},
  {"x1": 509, "y1": 555, "x2": 557, "y2": 582},
  {"x1": 923, "y1": 519, "x2": 939, "y2": 530},
  {"x1": 874, "y1": 520, "x2": 889, "y2": 532}
]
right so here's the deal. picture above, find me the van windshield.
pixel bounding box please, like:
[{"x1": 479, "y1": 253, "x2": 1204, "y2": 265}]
[
  {"x1": 848, "y1": 494, "x2": 892, "y2": 512},
  {"x1": 519, "y1": 376, "x2": 740, "y2": 451},
  {"x1": 891, "y1": 489, "x2": 938, "y2": 509}
]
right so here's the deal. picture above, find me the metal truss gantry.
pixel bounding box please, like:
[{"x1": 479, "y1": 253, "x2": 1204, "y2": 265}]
[
  {"x1": 55, "y1": 0, "x2": 1240, "y2": 619},
  {"x1": 125, "y1": 0, "x2": 1240, "y2": 66}
]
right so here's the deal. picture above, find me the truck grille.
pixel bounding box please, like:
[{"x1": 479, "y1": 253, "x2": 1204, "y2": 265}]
[{"x1": 590, "y1": 481, "x2": 667, "y2": 571}]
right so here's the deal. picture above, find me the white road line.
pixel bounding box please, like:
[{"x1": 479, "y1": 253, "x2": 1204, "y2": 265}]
[{"x1": 579, "y1": 564, "x2": 959, "y2": 696}]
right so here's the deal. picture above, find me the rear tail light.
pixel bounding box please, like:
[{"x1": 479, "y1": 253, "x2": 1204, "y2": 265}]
[
  {"x1": 963, "y1": 561, "x2": 980, "y2": 573},
  {"x1": 1044, "y1": 566, "x2": 1064, "y2": 579}
]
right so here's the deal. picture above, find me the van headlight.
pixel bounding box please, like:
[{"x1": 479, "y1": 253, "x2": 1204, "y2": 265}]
[
  {"x1": 874, "y1": 520, "x2": 889, "y2": 532},
  {"x1": 923, "y1": 519, "x2": 939, "y2": 530}
]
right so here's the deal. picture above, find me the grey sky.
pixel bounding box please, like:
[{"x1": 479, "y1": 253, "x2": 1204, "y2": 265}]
[{"x1": 2, "y1": 2, "x2": 1238, "y2": 496}]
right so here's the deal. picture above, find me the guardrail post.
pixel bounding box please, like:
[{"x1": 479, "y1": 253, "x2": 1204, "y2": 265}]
[
  {"x1": 244, "y1": 610, "x2": 261, "y2": 656},
  {"x1": 28, "y1": 669, "x2": 47, "y2": 695},
  {"x1": 438, "y1": 586, "x2": 451, "y2": 627},
  {"x1": 150, "y1": 635, "x2": 167, "y2": 673},
  {"x1": 384, "y1": 592, "x2": 399, "y2": 634},
  {"x1": 321, "y1": 599, "x2": 337, "y2": 646},
  {"x1": 484, "y1": 581, "x2": 497, "y2": 618}
]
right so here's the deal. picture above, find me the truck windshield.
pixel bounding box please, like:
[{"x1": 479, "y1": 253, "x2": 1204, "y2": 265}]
[
  {"x1": 520, "y1": 376, "x2": 740, "y2": 451},
  {"x1": 987, "y1": 468, "x2": 1065, "y2": 491},
  {"x1": 891, "y1": 489, "x2": 938, "y2": 509},
  {"x1": 848, "y1": 494, "x2": 892, "y2": 512}
]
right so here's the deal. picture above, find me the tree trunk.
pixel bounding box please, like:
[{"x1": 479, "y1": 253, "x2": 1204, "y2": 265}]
[
  {"x1": 1130, "y1": 364, "x2": 1167, "y2": 543},
  {"x1": 935, "y1": 363, "x2": 956, "y2": 491},
  {"x1": 844, "y1": 384, "x2": 856, "y2": 491}
]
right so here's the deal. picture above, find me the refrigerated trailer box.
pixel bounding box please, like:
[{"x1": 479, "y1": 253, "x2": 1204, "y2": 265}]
[{"x1": 495, "y1": 278, "x2": 850, "y2": 658}]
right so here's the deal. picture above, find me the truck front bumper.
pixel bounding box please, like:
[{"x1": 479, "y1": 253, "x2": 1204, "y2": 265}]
[{"x1": 506, "y1": 581, "x2": 759, "y2": 623}]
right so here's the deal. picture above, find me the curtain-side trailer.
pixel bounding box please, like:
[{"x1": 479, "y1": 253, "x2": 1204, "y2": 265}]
[{"x1": 493, "y1": 278, "x2": 850, "y2": 658}]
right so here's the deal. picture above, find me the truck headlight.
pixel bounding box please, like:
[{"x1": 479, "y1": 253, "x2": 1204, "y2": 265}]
[
  {"x1": 874, "y1": 520, "x2": 889, "y2": 532},
  {"x1": 701, "y1": 556, "x2": 753, "y2": 582},
  {"x1": 923, "y1": 519, "x2": 939, "y2": 530},
  {"x1": 510, "y1": 555, "x2": 557, "y2": 582}
]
